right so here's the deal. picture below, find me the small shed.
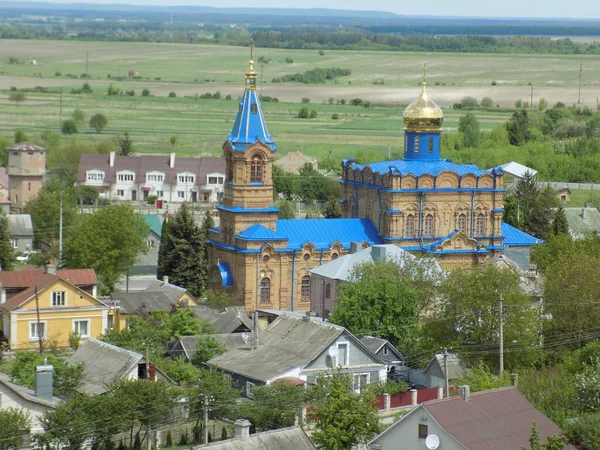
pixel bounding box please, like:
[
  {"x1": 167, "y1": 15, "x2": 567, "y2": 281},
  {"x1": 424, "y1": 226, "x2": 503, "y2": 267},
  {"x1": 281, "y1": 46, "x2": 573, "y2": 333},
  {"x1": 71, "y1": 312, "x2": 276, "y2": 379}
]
[
  {"x1": 556, "y1": 186, "x2": 571, "y2": 202},
  {"x1": 424, "y1": 353, "x2": 468, "y2": 388}
]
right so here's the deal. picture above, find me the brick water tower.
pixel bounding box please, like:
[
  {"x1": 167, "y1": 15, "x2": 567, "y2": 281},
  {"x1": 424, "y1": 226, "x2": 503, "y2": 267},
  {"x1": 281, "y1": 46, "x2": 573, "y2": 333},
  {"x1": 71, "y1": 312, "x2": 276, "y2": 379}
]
[{"x1": 6, "y1": 142, "x2": 46, "y2": 210}]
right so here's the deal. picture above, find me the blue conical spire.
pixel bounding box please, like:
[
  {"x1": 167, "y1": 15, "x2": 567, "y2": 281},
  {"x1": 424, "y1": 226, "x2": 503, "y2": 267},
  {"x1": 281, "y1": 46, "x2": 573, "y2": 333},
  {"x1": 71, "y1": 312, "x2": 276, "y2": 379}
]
[{"x1": 227, "y1": 50, "x2": 276, "y2": 151}]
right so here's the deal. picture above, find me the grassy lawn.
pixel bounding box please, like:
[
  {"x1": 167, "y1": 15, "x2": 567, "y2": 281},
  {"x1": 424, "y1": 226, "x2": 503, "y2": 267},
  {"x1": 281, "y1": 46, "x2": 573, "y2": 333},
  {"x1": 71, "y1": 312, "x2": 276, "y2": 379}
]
[{"x1": 560, "y1": 189, "x2": 600, "y2": 208}]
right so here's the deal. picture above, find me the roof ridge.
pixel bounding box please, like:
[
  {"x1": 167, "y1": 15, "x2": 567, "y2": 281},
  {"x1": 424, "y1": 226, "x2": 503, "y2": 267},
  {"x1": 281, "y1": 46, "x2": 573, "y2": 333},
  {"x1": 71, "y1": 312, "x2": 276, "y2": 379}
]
[{"x1": 84, "y1": 337, "x2": 143, "y2": 359}]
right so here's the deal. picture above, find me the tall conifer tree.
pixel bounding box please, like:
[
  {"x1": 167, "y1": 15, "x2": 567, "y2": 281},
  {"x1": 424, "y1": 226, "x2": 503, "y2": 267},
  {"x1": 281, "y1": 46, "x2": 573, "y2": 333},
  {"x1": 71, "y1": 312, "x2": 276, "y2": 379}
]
[
  {"x1": 551, "y1": 206, "x2": 570, "y2": 236},
  {"x1": 0, "y1": 213, "x2": 14, "y2": 271}
]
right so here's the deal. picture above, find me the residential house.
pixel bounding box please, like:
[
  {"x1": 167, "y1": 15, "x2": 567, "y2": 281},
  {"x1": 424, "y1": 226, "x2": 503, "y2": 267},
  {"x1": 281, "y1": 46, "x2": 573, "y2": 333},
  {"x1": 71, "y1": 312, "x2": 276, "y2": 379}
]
[
  {"x1": 7, "y1": 214, "x2": 34, "y2": 254},
  {"x1": 562, "y1": 207, "x2": 600, "y2": 239},
  {"x1": 133, "y1": 214, "x2": 163, "y2": 274},
  {"x1": 207, "y1": 312, "x2": 387, "y2": 397},
  {"x1": 360, "y1": 336, "x2": 405, "y2": 367},
  {"x1": 167, "y1": 334, "x2": 247, "y2": 362},
  {"x1": 274, "y1": 151, "x2": 318, "y2": 174},
  {"x1": 0, "y1": 365, "x2": 60, "y2": 434},
  {"x1": 193, "y1": 420, "x2": 315, "y2": 449},
  {"x1": 424, "y1": 353, "x2": 467, "y2": 389},
  {"x1": 109, "y1": 276, "x2": 198, "y2": 331},
  {"x1": 193, "y1": 305, "x2": 251, "y2": 334},
  {"x1": 556, "y1": 186, "x2": 571, "y2": 202},
  {"x1": 309, "y1": 244, "x2": 442, "y2": 318},
  {"x1": 367, "y1": 386, "x2": 573, "y2": 450},
  {"x1": 77, "y1": 152, "x2": 225, "y2": 203},
  {"x1": 68, "y1": 337, "x2": 171, "y2": 395},
  {"x1": 0, "y1": 268, "x2": 108, "y2": 350},
  {"x1": 496, "y1": 161, "x2": 537, "y2": 186}
]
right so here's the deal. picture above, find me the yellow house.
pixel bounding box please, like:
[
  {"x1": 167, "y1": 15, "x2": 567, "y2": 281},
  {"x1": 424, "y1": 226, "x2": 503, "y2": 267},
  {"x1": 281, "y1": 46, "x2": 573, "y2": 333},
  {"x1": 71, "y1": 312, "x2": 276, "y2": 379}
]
[
  {"x1": 0, "y1": 271, "x2": 109, "y2": 350},
  {"x1": 108, "y1": 276, "x2": 198, "y2": 332}
]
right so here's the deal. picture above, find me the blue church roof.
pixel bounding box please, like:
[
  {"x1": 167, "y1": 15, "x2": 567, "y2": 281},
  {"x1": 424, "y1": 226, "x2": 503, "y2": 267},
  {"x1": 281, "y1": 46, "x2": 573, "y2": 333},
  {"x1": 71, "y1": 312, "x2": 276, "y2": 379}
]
[
  {"x1": 237, "y1": 224, "x2": 287, "y2": 241},
  {"x1": 353, "y1": 158, "x2": 490, "y2": 178},
  {"x1": 276, "y1": 218, "x2": 383, "y2": 251},
  {"x1": 502, "y1": 222, "x2": 544, "y2": 247},
  {"x1": 227, "y1": 89, "x2": 276, "y2": 151},
  {"x1": 216, "y1": 262, "x2": 234, "y2": 287}
]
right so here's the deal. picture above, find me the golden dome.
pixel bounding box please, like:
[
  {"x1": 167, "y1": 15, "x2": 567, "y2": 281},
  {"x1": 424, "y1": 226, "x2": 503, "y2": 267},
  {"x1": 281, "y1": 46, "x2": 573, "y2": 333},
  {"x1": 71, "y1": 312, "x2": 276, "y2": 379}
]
[{"x1": 403, "y1": 66, "x2": 443, "y2": 132}]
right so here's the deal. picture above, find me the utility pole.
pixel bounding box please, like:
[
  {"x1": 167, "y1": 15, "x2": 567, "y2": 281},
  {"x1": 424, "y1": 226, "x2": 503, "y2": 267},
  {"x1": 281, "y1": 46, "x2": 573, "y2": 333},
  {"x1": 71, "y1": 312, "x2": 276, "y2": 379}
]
[
  {"x1": 59, "y1": 192, "x2": 63, "y2": 267},
  {"x1": 58, "y1": 88, "x2": 63, "y2": 131},
  {"x1": 578, "y1": 62, "x2": 583, "y2": 104},
  {"x1": 499, "y1": 294, "x2": 504, "y2": 376},
  {"x1": 203, "y1": 395, "x2": 209, "y2": 445},
  {"x1": 35, "y1": 286, "x2": 43, "y2": 354},
  {"x1": 145, "y1": 341, "x2": 150, "y2": 379},
  {"x1": 443, "y1": 347, "x2": 449, "y2": 398}
]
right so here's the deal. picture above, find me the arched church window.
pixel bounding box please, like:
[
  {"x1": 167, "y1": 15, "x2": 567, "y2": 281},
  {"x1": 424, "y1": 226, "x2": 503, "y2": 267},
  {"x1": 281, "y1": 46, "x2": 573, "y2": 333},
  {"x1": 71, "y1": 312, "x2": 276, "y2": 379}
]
[
  {"x1": 226, "y1": 154, "x2": 233, "y2": 182},
  {"x1": 476, "y1": 213, "x2": 486, "y2": 235},
  {"x1": 406, "y1": 215, "x2": 415, "y2": 237},
  {"x1": 260, "y1": 278, "x2": 270, "y2": 303},
  {"x1": 425, "y1": 214, "x2": 434, "y2": 237},
  {"x1": 428, "y1": 136, "x2": 434, "y2": 153},
  {"x1": 301, "y1": 276, "x2": 311, "y2": 302},
  {"x1": 457, "y1": 213, "x2": 467, "y2": 232},
  {"x1": 250, "y1": 154, "x2": 263, "y2": 183}
]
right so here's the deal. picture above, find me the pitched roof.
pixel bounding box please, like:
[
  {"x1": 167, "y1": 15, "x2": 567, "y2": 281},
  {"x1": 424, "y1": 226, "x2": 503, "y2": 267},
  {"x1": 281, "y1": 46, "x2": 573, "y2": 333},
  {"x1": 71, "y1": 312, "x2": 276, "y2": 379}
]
[
  {"x1": 227, "y1": 88, "x2": 276, "y2": 152},
  {"x1": 424, "y1": 387, "x2": 571, "y2": 449},
  {"x1": 7, "y1": 214, "x2": 33, "y2": 237},
  {"x1": 425, "y1": 353, "x2": 467, "y2": 379},
  {"x1": 208, "y1": 314, "x2": 344, "y2": 382},
  {"x1": 142, "y1": 214, "x2": 162, "y2": 237},
  {"x1": 354, "y1": 158, "x2": 490, "y2": 178},
  {"x1": 56, "y1": 269, "x2": 98, "y2": 286},
  {"x1": 0, "y1": 273, "x2": 62, "y2": 312},
  {"x1": 67, "y1": 338, "x2": 144, "y2": 395},
  {"x1": 275, "y1": 218, "x2": 383, "y2": 251},
  {"x1": 501, "y1": 222, "x2": 544, "y2": 247},
  {"x1": 562, "y1": 207, "x2": 600, "y2": 238},
  {"x1": 110, "y1": 291, "x2": 177, "y2": 314},
  {"x1": 193, "y1": 306, "x2": 251, "y2": 334},
  {"x1": 195, "y1": 426, "x2": 315, "y2": 449},
  {"x1": 5, "y1": 142, "x2": 45, "y2": 152},
  {"x1": 237, "y1": 224, "x2": 286, "y2": 241},
  {"x1": 0, "y1": 374, "x2": 60, "y2": 409},
  {"x1": 359, "y1": 336, "x2": 404, "y2": 361},
  {"x1": 275, "y1": 151, "x2": 317, "y2": 174},
  {"x1": 498, "y1": 161, "x2": 538, "y2": 178},
  {"x1": 0, "y1": 268, "x2": 97, "y2": 289},
  {"x1": 171, "y1": 334, "x2": 247, "y2": 359}
]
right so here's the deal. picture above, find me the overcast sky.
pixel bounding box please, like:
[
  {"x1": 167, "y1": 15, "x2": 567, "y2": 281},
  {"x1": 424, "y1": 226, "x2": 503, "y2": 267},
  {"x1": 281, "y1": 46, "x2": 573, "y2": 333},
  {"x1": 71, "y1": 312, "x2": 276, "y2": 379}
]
[{"x1": 11, "y1": 0, "x2": 600, "y2": 19}]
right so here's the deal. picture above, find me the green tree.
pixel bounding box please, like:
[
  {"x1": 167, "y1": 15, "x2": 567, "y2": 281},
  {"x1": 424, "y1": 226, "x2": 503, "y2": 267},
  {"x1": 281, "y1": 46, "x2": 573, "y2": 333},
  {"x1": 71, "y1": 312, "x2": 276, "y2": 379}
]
[
  {"x1": 509, "y1": 172, "x2": 558, "y2": 239},
  {"x1": 142, "y1": 88, "x2": 150, "y2": 97},
  {"x1": 550, "y1": 206, "x2": 569, "y2": 236},
  {"x1": 521, "y1": 422, "x2": 567, "y2": 450},
  {"x1": 72, "y1": 109, "x2": 85, "y2": 122},
  {"x1": 458, "y1": 112, "x2": 480, "y2": 148},
  {"x1": 0, "y1": 213, "x2": 14, "y2": 271},
  {"x1": 272, "y1": 165, "x2": 299, "y2": 200},
  {"x1": 566, "y1": 415, "x2": 600, "y2": 450},
  {"x1": 64, "y1": 203, "x2": 148, "y2": 294},
  {"x1": 301, "y1": 97, "x2": 310, "y2": 104},
  {"x1": 117, "y1": 132, "x2": 135, "y2": 155},
  {"x1": 157, "y1": 203, "x2": 206, "y2": 297},
  {"x1": 107, "y1": 83, "x2": 120, "y2": 96},
  {"x1": 157, "y1": 214, "x2": 171, "y2": 279},
  {"x1": 538, "y1": 98, "x2": 548, "y2": 111},
  {"x1": 323, "y1": 196, "x2": 342, "y2": 218},
  {"x1": 38, "y1": 395, "x2": 94, "y2": 450},
  {"x1": 169, "y1": 135, "x2": 178, "y2": 148},
  {"x1": 425, "y1": 264, "x2": 543, "y2": 371},
  {"x1": 9, "y1": 91, "x2": 26, "y2": 104},
  {"x1": 310, "y1": 370, "x2": 381, "y2": 450},
  {"x1": 310, "y1": 109, "x2": 318, "y2": 118},
  {"x1": 0, "y1": 408, "x2": 31, "y2": 450},
  {"x1": 61, "y1": 119, "x2": 78, "y2": 135},
  {"x1": 205, "y1": 289, "x2": 234, "y2": 312},
  {"x1": 275, "y1": 199, "x2": 295, "y2": 219},
  {"x1": 297, "y1": 107, "x2": 309, "y2": 118},
  {"x1": 89, "y1": 113, "x2": 108, "y2": 133},
  {"x1": 480, "y1": 96, "x2": 494, "y2": 108},
  {"x1": 506, "y1": 109, "x2": 533, "y2": 146},
  {"x1": 14, "y1": 129, "x2": 29, "y2": 143},
  {"x1": 188, "y1": 369, "x2": 239, "y2": 425},
  {"x1": 190, "y1": 336, "x2": 226, "y2": 366}
]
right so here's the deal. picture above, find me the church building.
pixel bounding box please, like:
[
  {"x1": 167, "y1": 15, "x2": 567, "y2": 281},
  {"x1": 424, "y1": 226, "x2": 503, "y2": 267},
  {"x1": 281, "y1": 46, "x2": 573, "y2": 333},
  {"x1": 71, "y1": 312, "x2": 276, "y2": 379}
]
[{"x1": 207, "y1": 57, "x2": 541, "y2": 312}]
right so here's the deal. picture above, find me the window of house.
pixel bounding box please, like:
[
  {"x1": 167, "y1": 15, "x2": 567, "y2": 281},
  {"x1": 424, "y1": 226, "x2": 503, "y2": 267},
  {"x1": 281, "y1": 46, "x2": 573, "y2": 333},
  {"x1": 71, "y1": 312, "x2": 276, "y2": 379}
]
[
  {"x1": 561, "y1": 194, "x2": 566, "y2": 200},
  {"x1": 383, "y1": 346, "x2": 389, "y2": 355},
  {"x1": 147, "y1": 174, "x2": 164, "y2": 183},
  {"x1": 301, "y1": 276, "x2": 311, "y2": 301},
  {"x1": 73, "y1": 320, "x2": 90, "y2": 337},
  {"x1": 11, "y1": 239, "x2": 18, "y2": 249},
  {"x1": 246, "y1": 381, "x2": 255, "y2": 398},
  {"x1": 424, "y1": 214, "x2": 434, "y2": 237},
  {"x1": 117, "y1": 173, "x2": 134, "y2": 182},
  {"x1": 156, "y1": 190, "x2": 164, "y2": 198},
  {"x1": 218, "y1": 177, "x2": 224, "y2": 184},
  {"x1": 147, "y1": 240, "x2": 155, "y2": 248},
  {"x1": 353, "y1": 373, "x2": 370, "y2": 393},
  {"x1": 418, "y1": 424, "x2": 428, "y2": 439},
  {"x1": 51, "y1": 291, "x2": 66, "y2": 307},
  {"x1": 87, "y1": 171, "x2": 105, "y2": 182},
  {"x1": 414, "y1": 136, "x2": 420, "y2": 153},
  {"x1": 336, "y1": 342, "x2": 349, "y2": 367},
  {"x1": 457, "y1": 213, "x2": 467, "y2": 232},
  {"x1": 117, "y1": 190, "x2": 125, "y2": 197},
  {"x1": 177, "y1": 191, "x2": 185, "y2": 199},
  {"x1": 107, "y1": 315, "x2": 114, "y2": 330},
  {"x1": 476, "y1": 213, "x2": 486, "y2": 235},
  {"x1": 30, "y1": 322, "x2": 46, "y2": 341},
  {"x1": 250, "y1": 155, "x2": 263, "y2": 183},
  {"x1": 406, "y1": 214, "x2": 415, "y2": 237},
  {"x1": 208, "y1": 176, "x2": 218, "y2": 184},
  {"x1": 178, "y1": 174, "x2": 195, "y2": 184},
  {"x1": 325, "y1": 283, "x2": 331, "y2": 299},
  {"x1": 260, "y1": 277, "x2": 270, "y2": 303}
]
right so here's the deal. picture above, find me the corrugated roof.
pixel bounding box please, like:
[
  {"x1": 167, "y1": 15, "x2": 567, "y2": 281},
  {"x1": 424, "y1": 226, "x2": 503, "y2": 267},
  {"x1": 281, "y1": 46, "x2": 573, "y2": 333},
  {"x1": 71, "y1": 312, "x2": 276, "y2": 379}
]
[
  {"x1": 423, "y1": 387, "x2": 573, "y2": 450},
  {"x1": 425, "y1": 353, "x2": 467, "y2": 379},
  {"x1": 142, "y1": 214, "x2": 162, "y2": 237},
  {"x1": 172, "y1": 334, "x2": 247, "y2": 359},
  {"x1": 360, "y1": 336, "x2": 388, "y2": 355},
  {"x1": 208, "y1": 314, "x2": 343, "y2": 382},
  {"x1": 563, "y1": 207, "x2": 600, "y2": 238},
  {"x1": 194, "y1": 426, "x2": 315, "y2": 449},
  {"x1": 276, "y1": 218, "x2": 383, "y2": 251},
  {"x1": 56, "y1": 269, "x2": 98, "y2": 286},
  {"x1": 5, "y1": 142, "x2": 45, "y2": 152},
  {"x1": 193, "y1": 306, "x2": 251, "y2": 334},
  {"x1": 67, "y1": 338, "x2": 143, "y2": 395},
  {"x1": 354, "y1": 158, "x2": 490, "y2": 178},
  {"x1": 501, "y1": 222, "x2": 544, "y2": 247},
  {"x1": 498, "y1": 161, "x2": 538, "y2": 178},
  {"x1": 237, "y1": 224, "x2": 286, "y2": 241},
  {"x1": 227, "y1": 89, "x2": 276, "y2": 151},
  {"x1": 7, "y1": 214, "x2": 33, "y2": 237},
  {"x1": 0, "y1": 268, "x2": 97, "y2": 290},
  {"x1": 0, "y1": 375, "x2": 61, "y2": 408}
]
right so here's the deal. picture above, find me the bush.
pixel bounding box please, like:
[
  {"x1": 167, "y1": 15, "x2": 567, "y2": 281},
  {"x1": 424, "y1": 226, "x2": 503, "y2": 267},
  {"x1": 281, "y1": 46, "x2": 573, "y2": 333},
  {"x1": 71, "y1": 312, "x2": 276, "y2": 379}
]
[
  {"x1": 310, "y1": 109, "x2": 318, "y2": 118},
  {"x1": 179, "y1": 430, "x2": 189, "y2": 446},
  {"x1": 340, "y1": 99, "x2": 346, "y2": 105},
  {"x1": 302, "y1": 97, "x2": 310, "y2": 104},
  {"x1": 126, "y1": 90, "x2": 135, "y2": 96},
  {"x1": 72, "y1": 109, "x2": 85, "y2": 122},
  {"x1": 515, "y1": 99, "x2": 523, "y2": 108},
  {"x1": 331, "y1": 113, "x2": 339, "y2": 120},
  {"x1": 81, "y1": 83, "x2": 93, "y2": 94},
  {"x1": 350, "y1": 98, "x2": 363, "y2": 106},
  {"x1": 14, "y1": 130, "x2": 30, "y2": 143},
  {"x1": 285, "y1": 57, "x2": 294, "y2": 63},
  {"x1": 89, "y1": 113, "x2": 108, "y2": 134},
  {"x1": 107, "y1": 84, "x2": 120, "y2": 96},
  {"x1": 225, "y1": 94, "x2": 232, "y2": 100},
  {"x1": 165, "y1": 431, "x2": 173, "y2": 447},
  {"x1": 319, "y1": 50, "x2": 325, "y2": 56},
  {"x1": 9, "y1": 86, "x2": 17, "y2": 91},
  {"x1": 491, "y1": 80, "x2": 497, "y2": 86},
  {"x1": 481, "y1": 97, "x2": 494, "y2": 108},
  {"x1": 328, "y1": 97, "x2": 334, "y2": 104},
  {"x1": 273, "y1": 67, "x2": 351, "y2": 84},
  {"x1": 142, "y1": 88, "x2": 150, "y2": 97},
  {"x1": 168, "y1": 91, "x2": 177, "y2": 98},
  {"x1": 55, "y1": 71, "x2": 62, "y2": 76},
  {"x1": 460, "y1": 96, "x2": 479, "y2": 109},
  {"x1": 61, "y1": 119, "x2": 78, "y2": 135},
  {"x1": 298, "y1": 107, "x2": 309, "y2": 119},
  {"x1": 9, "y1": 92, "x2": 26, "y2": 103},
  {"x1": 363, "y1": 101, "x2": 371, "y2": 108},
  {"x1": 146, "y1": 194, "x2": 158, "y2": 205}
]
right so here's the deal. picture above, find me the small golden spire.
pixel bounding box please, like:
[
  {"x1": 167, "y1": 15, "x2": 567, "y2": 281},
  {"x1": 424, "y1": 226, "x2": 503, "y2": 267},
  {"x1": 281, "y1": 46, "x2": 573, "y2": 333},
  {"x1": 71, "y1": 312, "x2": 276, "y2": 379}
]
[
  {"x1": 245, "y1": 39, "x2": 257, "y2": 90},
  {"x1": 422, "y1": 62, "x2": 428, "y2": 86}
]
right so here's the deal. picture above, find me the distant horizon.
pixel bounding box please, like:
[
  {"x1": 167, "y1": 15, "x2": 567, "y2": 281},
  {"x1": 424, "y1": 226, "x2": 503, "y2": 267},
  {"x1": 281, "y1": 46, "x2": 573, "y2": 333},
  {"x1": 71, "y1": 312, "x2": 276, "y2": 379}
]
[{"x1": 2, "y1": 0, "x2": 600, "y2": 20}]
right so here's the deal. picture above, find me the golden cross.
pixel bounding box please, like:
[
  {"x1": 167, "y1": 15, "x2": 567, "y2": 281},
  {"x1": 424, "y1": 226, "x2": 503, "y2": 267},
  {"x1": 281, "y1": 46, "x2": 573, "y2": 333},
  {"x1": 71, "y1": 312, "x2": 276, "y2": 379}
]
[{"x1": 250, "y1": 39, "x2": 254, "y2": 61}]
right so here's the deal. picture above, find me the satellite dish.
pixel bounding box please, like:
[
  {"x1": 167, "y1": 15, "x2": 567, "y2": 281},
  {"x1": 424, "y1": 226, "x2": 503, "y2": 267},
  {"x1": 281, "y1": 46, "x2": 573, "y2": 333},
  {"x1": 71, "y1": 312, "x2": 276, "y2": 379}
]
[
  {"x1": 328, "y1": 346, "x2": 339, "y2": 358},
  {"x1": 425, "y1": 434, "x2": 440, "y2": 450}
]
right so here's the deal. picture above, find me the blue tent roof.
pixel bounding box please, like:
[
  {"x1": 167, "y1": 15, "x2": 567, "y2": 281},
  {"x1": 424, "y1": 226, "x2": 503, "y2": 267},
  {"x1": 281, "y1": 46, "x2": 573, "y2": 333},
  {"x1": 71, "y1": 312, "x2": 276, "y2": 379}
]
[
  {"x1": 502, "y1": 222, "x2": 544, "y2": 247},
  {"x1": 227, "y1": 89, "x2": 275, "y2": 151},
  {"x1": 353, "y1": 158, "x2": 490, "y2": 178},
  {"x1": 275, "y1": 218, "x2": 383, "y2": 251},
  {"x1": 237, "y1": 224, "x2": 287, "y2": 241}
]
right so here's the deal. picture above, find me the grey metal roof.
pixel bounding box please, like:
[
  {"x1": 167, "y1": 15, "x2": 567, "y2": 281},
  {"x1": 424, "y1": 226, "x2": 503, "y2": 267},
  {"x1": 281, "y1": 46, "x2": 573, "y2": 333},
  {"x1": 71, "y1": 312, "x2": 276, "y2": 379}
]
[
  {"x1": 360, "y1": 336, "x2": 404, "y2": 361},
  {"x1": 68, "y1": 338, "x2": 143, "y2": 395},
  {"x1": 193, "y1": 306, "x2": 251, "y2": 334},
  {"x1": 110, "y1": 291, "x2": 177, "y2": 314},
  {"x1": 207, "y1": 314, "x2": 344, "y2": 382},
  {"x1": 425, "y1": 353, "x2": 467, "y2": 380},
  {"x1": 173, "y1": 334, "x2": 247, "y2": 359},
  {"x1": 309, "y1": 244, "x2": 442, "y2": 281},
  {"x1": 563, "y1": 207, "x2": 600, "y2": 238},
  {"x1": 7, "y1": 214, "x2": 33, "y2": 237},
  {"x1": 497, "y1": 161, "x2": 537, "y2": 178},
  {"x1": 0, "y1": 374, "x2": 60, "y2": 408},
  {"x1": 194, "y1": 427, "x2": 315, "y2": 450}
]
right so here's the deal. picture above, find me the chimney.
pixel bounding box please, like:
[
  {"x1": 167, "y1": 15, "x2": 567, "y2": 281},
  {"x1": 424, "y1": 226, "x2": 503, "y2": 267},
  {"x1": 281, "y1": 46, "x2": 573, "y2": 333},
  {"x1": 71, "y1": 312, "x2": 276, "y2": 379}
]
[
  {"x1": 371, "y1": 245, "x2": 387, "y2": 262},
  {"x1": 162, "y1": 275, "x2": 169, "y2": 286},
  {"x1": 350, "y1": 242, "x2": 360, "y2": 254},
  {"x1": 44, "y1": 263, "x2": 56, "y2": 275},
  {"x1": 234, "y1": 419, "x2": 251, "y2": 442},
  {"x1": 458, "y1": 384, "x2": 470, "y2": 402},
  {"x1": 582, "y1": 208, "x2": 587, "y2": 219},
  {"x1": 35, "y1": 365, "x2": 54, "y2": 401},
  {"x1": 169, "y1": 152, "x2": 176, "y2": 169},
  {"x1": 303, "y1": 311, "x2": 317, "y2": 322},
  {"x1": 109, "y1": 151, "x2": 115, "y2": 168}
]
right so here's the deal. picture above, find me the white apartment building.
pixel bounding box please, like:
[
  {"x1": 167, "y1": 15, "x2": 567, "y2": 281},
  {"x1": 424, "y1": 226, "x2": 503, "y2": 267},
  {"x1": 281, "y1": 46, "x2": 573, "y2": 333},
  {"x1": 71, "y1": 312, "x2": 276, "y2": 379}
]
[{"x1": 77, "y1": 152, "x2": 226, "y2": 203}]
